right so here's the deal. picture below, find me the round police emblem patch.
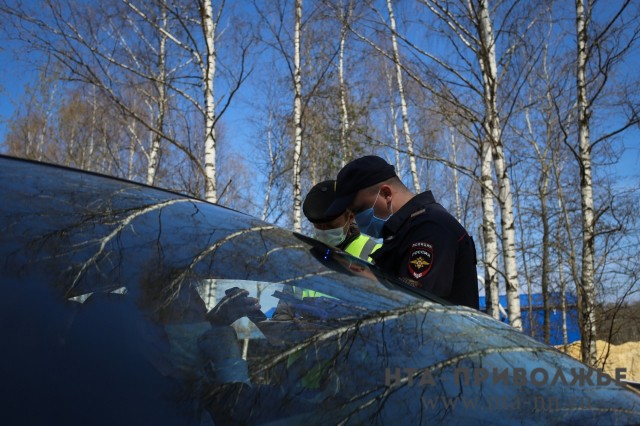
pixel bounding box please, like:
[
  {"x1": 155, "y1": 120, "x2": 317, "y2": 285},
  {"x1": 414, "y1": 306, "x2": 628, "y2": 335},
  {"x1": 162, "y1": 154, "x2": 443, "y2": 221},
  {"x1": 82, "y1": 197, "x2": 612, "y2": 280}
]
[{"x1": 408, "y1": 242, "x2": 433, "y2": 279}]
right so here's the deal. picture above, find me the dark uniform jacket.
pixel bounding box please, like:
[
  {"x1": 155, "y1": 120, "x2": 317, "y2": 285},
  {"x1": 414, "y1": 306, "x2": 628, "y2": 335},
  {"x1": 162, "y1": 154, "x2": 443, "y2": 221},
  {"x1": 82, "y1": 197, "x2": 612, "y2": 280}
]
[{"x1": 370, "y1": 191, "x2": 479, "y2": 309}]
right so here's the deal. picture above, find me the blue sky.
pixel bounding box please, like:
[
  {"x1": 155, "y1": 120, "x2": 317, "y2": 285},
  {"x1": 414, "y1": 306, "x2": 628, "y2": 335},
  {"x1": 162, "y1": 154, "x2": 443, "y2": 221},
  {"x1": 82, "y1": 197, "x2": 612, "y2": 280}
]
[
  {"x1": 0, "y1": 1, "x2": 638, "y2": 190},
  {"x1": 2, "y1": 49, "x2": 637, "y2": 189},
  {"x1": 0, "y1": 47, "x2": 30, "y2": 142}
]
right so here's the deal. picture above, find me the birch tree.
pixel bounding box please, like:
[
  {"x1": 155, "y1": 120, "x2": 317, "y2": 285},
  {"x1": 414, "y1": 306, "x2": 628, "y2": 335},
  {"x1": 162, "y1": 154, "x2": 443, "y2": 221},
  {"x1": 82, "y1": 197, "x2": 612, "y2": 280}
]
[
  {"x1": 201, "y1": 0, "x2": 220, "y2": 202},
  {"x1": 386, "y1": 66, "x2": 403, "y2": 171},
  {"x1": 337, "y1": 0, "x2": 355, "y2": 166},
  {"x1": 0, "y1": 0, "x2": 251, "y2": 200},
  {"x1": 523, "y1": 105, "x2": 553, "y2": 343},
  {"x1": 408, "y1": 0, "x2": 535, "y2": 328},
  {"x1": 569, "y1": 0, "x2": 639, "y2": 365},
  {"x1": 574, "y1": 0, "x2": 597, "y2": 364},
  {"x1": 0, "y1": 0, "x2": 178, "y2": 181},
  {"x1": 145, "y1": 5, "x2": 168, "y2": 186},
  {"x1": 480, "y1": 132, "x2": 501, "y2": 320},
  {"x1": 384, "y1": 0, "x2": 421, "y2": 192},
  {"x1": 254, "y1": 0, "x2": 363, "y2": 229},
  {"x1": 246, "y1": 75, "x2": 290, "y2": 225},
  {"x1": 473, "y1": 0, "x2": 522, "y2": 330},
  {"x1": 347, "y1": 2, "x2": 500, "y2": 316},
  {"x1": 291, "y1": 0, "x2": 304, "y2": 232},
  {"x1": 2, "y1": 67, "x2": 61, "y2": 162}
]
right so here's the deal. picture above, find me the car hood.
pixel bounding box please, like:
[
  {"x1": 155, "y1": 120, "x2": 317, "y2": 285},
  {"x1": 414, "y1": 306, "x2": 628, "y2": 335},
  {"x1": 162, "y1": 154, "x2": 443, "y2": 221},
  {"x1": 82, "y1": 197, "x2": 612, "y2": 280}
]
[{"x1": 1, "y1": 155, "x2": 639, "y2": 425}]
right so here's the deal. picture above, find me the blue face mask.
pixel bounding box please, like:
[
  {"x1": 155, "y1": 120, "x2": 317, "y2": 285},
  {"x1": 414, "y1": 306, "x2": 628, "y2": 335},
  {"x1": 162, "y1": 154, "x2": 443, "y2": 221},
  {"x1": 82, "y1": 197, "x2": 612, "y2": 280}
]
[{"x1": 355, "y1": 191, "x2": 392, "y2": 238}]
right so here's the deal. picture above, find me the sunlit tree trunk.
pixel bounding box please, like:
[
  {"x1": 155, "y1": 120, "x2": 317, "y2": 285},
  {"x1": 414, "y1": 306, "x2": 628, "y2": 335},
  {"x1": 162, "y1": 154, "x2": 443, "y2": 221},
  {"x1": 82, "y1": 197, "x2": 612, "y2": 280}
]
[
  {"x1": 126, "y1": 119, "x2": 138, "y2": 180},
  {"x1": 513, "y1": 138, "x2": 534, "y2": 335},
  {"x1": 146, "y1": 6, "x2": 168, "y2": 186},
  {"x1": 524, "y1": 105, "x2": 551, "y2": 343},
  {"x1": 384, "y1": 66, "x2": 402, "y2": 171},
  {"x1": 262, "y1": 115, "x2": 275, "y2": 221},
  {"x1": 481, "y1": 136, "x2": 500, "y2": 320},
  {"x1": 558, "y1": 224, "x2": 569, "y2": 352},
  {"x1": 386, "y1": 0, "x2": 420, "y2": 192},
  {"x1": 37, "y1": 73, "x2": 60, "y2": 162},
  {"x1": 338, "y1": 2, "x2": 352, "y2": 166},
  {"x1": 292, "y1": 0, "x2": 303, "y2": 232},
  {"x1": 553, "y1": 145, "x2": 583, "y2": 349},
  {"x1": 202, "y1": 0, "x2": 219, "y2": 202},
  {"x1": 450, "y1": 129, "x2": 462, "y2": 221},
  {"x1": 475, "y1": 0, "x2": 521, "y2": 330},
  {"x1": 538, "y1": 164, "x2": 551, "y2": 343},
  {"x1": 575, "y1": 0, "x2": 597, "y2": 366},
  {"x1": 87, "y1": 86, "x2": 97, "y2": 169}
]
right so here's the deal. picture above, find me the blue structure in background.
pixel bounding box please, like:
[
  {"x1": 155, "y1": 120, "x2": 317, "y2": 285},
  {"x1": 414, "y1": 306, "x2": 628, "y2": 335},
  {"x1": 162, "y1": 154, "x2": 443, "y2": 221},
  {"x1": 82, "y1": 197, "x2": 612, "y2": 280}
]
[{"x1": 479, "y1": 292, "x2": 580, "y2": 345}]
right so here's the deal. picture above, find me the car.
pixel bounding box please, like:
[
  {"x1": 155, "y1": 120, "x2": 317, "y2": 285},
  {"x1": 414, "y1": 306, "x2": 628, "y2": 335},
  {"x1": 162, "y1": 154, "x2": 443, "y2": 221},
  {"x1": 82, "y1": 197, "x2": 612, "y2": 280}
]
[{"x1": 1, "y1": 154, "x2": 639, "y2": 425}]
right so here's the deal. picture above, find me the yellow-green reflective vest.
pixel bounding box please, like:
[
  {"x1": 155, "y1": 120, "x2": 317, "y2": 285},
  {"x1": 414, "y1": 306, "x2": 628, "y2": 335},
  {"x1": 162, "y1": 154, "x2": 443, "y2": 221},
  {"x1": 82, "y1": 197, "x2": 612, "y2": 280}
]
[
  {"x1": 286, "y1": 236, "x2": 381, "y2": 387},
  {"x1": 299, "y1": 235, "x2": 380, "y2": 299},
  {"x1": 301, "y1": 288, "x2": 332, "y2": 298},
  {"x1": 344, "y1": 234, "x2": 381, "y2": 263}
]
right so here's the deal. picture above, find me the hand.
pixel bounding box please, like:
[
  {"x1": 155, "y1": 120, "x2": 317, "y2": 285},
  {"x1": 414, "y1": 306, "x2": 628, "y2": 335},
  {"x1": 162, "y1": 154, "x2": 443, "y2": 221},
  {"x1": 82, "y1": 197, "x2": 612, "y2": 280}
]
[{"x1": 206, "y1": 287, "x2": 264, "y2": 325}]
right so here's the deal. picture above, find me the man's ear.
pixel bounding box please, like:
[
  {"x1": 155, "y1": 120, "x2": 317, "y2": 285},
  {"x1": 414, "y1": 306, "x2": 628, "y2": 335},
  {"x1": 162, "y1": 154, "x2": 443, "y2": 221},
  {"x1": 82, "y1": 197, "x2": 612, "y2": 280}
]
[{"x1": 380, "y1": 184, "x2": 392, "y2": 199}]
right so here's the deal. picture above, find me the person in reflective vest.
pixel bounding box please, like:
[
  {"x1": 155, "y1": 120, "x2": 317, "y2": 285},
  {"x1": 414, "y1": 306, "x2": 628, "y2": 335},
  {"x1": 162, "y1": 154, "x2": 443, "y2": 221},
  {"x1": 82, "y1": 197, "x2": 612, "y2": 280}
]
[
  {"x1": 270, "y1": 180, "x2": 382, "y2": 320},
  {"x1": 303, "y1": 179, "x2": 381, "y2": 265}
]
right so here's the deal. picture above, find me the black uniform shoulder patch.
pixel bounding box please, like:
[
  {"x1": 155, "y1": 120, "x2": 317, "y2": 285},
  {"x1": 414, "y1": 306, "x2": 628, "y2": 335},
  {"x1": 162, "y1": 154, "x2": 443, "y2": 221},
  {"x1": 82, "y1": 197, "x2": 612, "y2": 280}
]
[{"x1": 408, "y1": 242, "x2": 433, "y2": 279}]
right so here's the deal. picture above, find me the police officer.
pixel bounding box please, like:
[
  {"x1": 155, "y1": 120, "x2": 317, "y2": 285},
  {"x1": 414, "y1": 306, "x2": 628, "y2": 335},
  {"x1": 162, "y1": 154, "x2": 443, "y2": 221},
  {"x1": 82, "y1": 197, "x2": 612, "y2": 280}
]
[
  {"x1": 325, "y1": 156, "x2": 479, "y2": 309},
  {"x1": 303, "y1": 179, "x2": 380, "y2": 263}
]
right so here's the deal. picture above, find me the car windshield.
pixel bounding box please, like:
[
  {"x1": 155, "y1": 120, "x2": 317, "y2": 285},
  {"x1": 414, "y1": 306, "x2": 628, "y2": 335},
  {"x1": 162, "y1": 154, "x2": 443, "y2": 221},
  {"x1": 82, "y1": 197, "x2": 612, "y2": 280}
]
[
  {"x1": 3, "y1": 156, "x2": 639, "y2": 425},
  {"x1": 0, "y1": 157, "x2": 443, "y2": 423}
]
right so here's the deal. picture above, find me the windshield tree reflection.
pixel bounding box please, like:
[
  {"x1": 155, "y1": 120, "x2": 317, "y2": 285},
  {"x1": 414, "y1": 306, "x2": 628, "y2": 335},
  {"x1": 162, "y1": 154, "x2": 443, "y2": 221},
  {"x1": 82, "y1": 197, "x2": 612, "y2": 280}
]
[{"x1": 2, "y1": 157, "x2": 639, "y2": 425}]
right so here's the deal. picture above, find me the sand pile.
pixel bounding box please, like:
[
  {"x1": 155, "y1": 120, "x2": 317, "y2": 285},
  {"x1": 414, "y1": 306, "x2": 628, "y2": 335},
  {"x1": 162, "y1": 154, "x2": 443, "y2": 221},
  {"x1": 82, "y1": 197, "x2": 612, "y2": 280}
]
[{"x1": 559, "y1": 340, "x2": 640, "y2": 382}]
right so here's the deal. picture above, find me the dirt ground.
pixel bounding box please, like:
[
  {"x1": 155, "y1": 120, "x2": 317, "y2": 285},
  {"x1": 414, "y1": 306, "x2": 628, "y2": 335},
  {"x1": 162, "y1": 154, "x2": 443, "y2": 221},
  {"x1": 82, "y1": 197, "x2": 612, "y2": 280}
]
[{"x1": 559, "y1": 340, "x2": 640, "y2": 382}]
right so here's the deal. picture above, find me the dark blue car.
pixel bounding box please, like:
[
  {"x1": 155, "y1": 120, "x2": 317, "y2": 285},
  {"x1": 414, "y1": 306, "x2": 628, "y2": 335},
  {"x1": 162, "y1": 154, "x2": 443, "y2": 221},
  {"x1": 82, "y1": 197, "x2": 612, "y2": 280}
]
[{"x1": 1, "y1": 155, "x2": 639, "y2": 425}]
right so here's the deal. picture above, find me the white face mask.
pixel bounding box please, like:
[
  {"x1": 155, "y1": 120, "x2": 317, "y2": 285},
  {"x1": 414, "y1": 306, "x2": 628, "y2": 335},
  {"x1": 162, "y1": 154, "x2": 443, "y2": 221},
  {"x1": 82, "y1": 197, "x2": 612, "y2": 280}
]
[{"x1": 314, "y1": 223, "x2": 348, "y2": 246}]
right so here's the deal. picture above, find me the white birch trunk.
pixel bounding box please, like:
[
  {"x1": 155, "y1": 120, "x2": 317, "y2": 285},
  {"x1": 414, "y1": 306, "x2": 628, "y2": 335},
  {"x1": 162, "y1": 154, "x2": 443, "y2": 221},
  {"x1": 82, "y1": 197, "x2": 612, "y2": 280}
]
[
  {"x1": 292, "y1": 0, "x2": 303, "y2": 232},
  {"x1": 87, "y1": 86, "x2": 97, "y2": 168},
  {"x1": 476, "y1": 0, "x2": 521, "y2": 330},
  {"x1": 481, "y1": 136, "x2": 500, "y2": 320},
  {"x1": 540, "y1": 170, "x2": 551, "y2": 343},
  {"x1": 575, "y1": 0, "x2": 598, "y2": 367},
  {"x1": 127, "y1": 119, "x2": 137, "y2": 181},
  {"x1": 525, "y1": 105, "x2": 552, "y2": 342},
  {"x1": 492, "y1": 143, "x2": 522, "y2": 330},
  {"x1": 146, "y1": 6, "x2": 167, "y2": 186},
  {"x1": 554, "y1": 148, "x2": 584, "y2": 349},
  {"x1": 202, "y1": 0, "x2": 218, "y2": 203},
  {"x1": 386, "y1": 0, "x2": 420, "y2": 193},
  {"x1": 262, "y1": 114, "x2": 275, "y2": 222},
  {"x1": 450, "y1": 129, "x2": 462, "y2": 221},
  {"x1": 37, "y1": 79, "x2": 59, "y2": 162},
  {"x1": 146, "y1": 125, "x2": 160, "y2": 185},
  {"x1": 67, "y1": 123, "x2": 76, "y2": 167},
  {"x1": 559, "y1": 237, "x2": 569, "y2": 351},
  {"x1": 338, "y1": 16, "x2": 350, "y2": 167},
  {"x1": 385, "y1": 67, "x2": 402, "y2": 171}
]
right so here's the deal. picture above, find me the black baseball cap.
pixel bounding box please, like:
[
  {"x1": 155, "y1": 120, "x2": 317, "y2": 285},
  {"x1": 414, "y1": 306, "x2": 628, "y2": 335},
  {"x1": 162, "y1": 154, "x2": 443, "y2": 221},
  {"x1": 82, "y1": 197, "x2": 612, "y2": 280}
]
[
  {"x1": 302, "y1": 180, "x2": 343, "y2": 224},
  {"x1": 325, "y1": 155, "x2": 396, "y2": 217}
]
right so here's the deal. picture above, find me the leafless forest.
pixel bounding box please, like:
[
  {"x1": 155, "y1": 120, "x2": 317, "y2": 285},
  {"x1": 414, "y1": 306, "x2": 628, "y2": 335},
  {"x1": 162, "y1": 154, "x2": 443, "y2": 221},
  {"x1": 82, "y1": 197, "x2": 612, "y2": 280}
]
[{"x1": 1, "y1": 0, "x2": 639, "y2": 367}]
